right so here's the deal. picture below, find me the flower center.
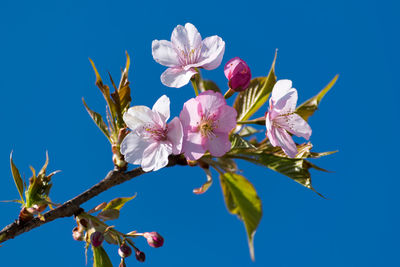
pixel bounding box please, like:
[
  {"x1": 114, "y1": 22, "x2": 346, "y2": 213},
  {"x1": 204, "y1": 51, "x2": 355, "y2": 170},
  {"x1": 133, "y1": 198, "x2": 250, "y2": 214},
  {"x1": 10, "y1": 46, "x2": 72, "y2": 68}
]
[
  {"x1": 145, "y1": 125, "x2": 168, "y2": 142},
  {"x1": 177, "y1": 46, "x2": 201, "y2": 66},
  {"x1": 199, "y1": 118, "x2": 216, "y2": 137}
]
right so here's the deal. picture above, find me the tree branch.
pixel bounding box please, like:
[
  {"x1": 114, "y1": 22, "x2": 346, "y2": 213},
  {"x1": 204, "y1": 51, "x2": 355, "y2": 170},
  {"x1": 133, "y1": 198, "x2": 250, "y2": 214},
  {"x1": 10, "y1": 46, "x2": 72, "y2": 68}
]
[{"x1": 0, "y1": 155, "x2": 187, "y2": 244}]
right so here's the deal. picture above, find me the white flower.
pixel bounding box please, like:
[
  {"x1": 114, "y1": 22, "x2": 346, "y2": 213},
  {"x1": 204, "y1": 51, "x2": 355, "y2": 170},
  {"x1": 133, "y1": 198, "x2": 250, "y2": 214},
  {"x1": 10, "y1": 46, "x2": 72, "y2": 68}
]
[
  {"x1": 152, "y1": 23, "x2": 225, "y2": 88},
  {"x1": 120, "y1": 95, "x2": 183, "y2": 172}
]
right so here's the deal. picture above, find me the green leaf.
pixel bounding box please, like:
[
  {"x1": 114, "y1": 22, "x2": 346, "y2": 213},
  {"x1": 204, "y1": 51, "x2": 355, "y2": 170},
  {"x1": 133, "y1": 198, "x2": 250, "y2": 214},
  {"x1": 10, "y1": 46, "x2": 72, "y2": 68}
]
[
  {"x1": 199, "y1": 79, "x2": 221, "y2": 93},
  {"x1": 216, "y1": 157, "x2": 238, "y2": 173},
  {"x1": 97, "y1": 209, "x2": 120, "y2": 221},
  {"x1": 296, "y1": 74, "x2": 338, "y2": 121},
  {"x1": 82, "y1": 98, "x2": 111, "y2": 141},
  {"x1": 103, "y1": 195, "x2": 136, "y2": 211},
  {"x1": 220, "y1": 173, "x2": 262, "y2": 261},
  {"x1": 10, "y1": 152, "x2": 25, "y2": 203},
  {"x1": 238, "y1": 126, "x2": 261, "y2": 137},
  {"x1": 92, "y1": 246, "x2": 113, "y2": 267},
  {"x1": 230, "y1": 134, "x2": 256, "y2": 150},
  {"x1": 234, "y1": 51, "x2": 277, "y2": 122}
]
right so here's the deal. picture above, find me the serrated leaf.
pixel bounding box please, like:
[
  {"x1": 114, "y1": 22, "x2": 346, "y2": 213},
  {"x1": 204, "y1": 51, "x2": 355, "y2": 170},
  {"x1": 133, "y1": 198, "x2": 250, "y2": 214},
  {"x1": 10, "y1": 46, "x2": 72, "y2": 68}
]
[
  {"x1": 97, "y1": 209, "x2": 120, "y2": 221},
  {"x1": 220, "y1": 173, "x2": 262, "y2": 261},
  {"x1": 103, "y1": 195, "x2": 136, "y2": 211},
  {"x1": 199, "y1": 79, "x2": 221, "y2": 93},
  {"x1": 10, "y1": 152, "x2": 25, "y2": 203},
  {"x1": 230, "y1": 134, "x2": 256, "y2": 150},
  {"x1": 296, "y1": 75, "x2": 338, "y2": 121},
  {"x1": 82, "y1": 98, "x2": 111, "y2": 141},
  {"x1": 92, "y1": 246, "x2": 113, "y2": 267},
  {"x1": 234, "y1": 51, "x2": 277, "y2": 122},
  {"x1": 193, "y1": 168, "x2": 213, "y2": 194}
]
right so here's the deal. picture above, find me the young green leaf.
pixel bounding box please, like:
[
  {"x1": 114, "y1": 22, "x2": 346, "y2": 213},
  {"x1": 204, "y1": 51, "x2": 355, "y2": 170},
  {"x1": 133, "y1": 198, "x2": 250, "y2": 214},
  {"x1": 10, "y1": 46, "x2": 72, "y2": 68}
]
[
  {"x1": 230, "y1": 134, "x2": 256, "y2": 150},
  {"x1": 10, "y1": 152, "x2": 25, "y2": 204},
  {"x1": 296, "y1": 75, "x2": 338, "y2": 121},
  {"x1": 199, "y1": 79, "x2": 221, "y2": 93},
  {"x1": 92, "y1": 246, "x2": 113, "y2": 267},
  {"x1": 82, "y1": 98, "x2": 111, "y2": 141},
  {"x1": 220, "y1": 173, "x2": 262, "y2": 261},
  {"x1": 97, "y1": 209, "x2": 120, "y2": 221},
  {"x1": 103, "y1": 195, "x2": 136, "y2": 211},
  {"x1": 234, "y1": 51, "x2": 277, "y2": 122}
]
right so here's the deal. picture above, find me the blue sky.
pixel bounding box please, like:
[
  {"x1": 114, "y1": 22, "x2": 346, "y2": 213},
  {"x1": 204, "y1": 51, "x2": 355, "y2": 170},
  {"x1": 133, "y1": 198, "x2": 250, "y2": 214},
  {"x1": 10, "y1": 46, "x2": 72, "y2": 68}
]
[{"x1": 0, "y1": 0, "x2": 399, "y2": 266}]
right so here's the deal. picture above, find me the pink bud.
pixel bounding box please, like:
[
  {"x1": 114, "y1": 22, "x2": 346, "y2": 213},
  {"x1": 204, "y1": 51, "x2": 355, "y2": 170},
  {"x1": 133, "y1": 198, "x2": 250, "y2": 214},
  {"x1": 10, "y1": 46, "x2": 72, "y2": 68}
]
[
  {"x1": 118, "y1": 243, "x2": 132, "y2": 258},
  {"x1": 143, "y1": 232, "x2": 164, "y2": 248},
  {"x1": 90, "y1": 231, "x2": 104, "y2": 247},
  {"x1": 135, "y1": 249, "x2": 146, "y2": 262},
  {"x1": 224, "y1": 57, "x2": 251, "y2": 92}
]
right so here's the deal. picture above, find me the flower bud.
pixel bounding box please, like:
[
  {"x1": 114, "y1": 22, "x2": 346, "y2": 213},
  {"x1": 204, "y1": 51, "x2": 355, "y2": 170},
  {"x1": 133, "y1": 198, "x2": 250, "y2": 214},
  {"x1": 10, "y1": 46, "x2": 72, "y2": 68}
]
[
  {"x1": 118, "y1": 243, "x2": 132, "y2": 258},
  {"x1": 143, "y1": 232, "x2": 164, "y2": 248},
  {"x1": 224, "y1": 57, "x2": 251, "y2": 92},
  {"x1": 90, "y1": 231, "x2": 104, "y2": 247},
  {"x1": 135, "y1": 249, "x2": 146, "y2": 262},
  {"x1": 72, "y1": 226, "x2": 84, "y2": 241}
]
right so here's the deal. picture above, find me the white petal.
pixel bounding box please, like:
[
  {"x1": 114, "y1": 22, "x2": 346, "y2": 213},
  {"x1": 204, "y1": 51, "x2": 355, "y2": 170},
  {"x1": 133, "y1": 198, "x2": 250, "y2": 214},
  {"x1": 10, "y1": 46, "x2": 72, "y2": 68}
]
[
  {"x1": 271, "y1": 80, "x2": 293, "y2": 103},
  {"x1": 152, "y1": 40, "x2": 180, "y2": 67},
  {"x1": 275, "y1": 113, "x2": 312, "y2": 140},
  {"x1": 161, "y1": 67, "x2": 197, "y2": 88},
  {"x1": 152, "y1": 95, "x2": 170, "y2": 122},
  {"x1": 167, "y1": 117, "x2": 183, "y2": 154},
  {"x1": 120, "y1": 133, "x2": 149, "y2": 165},
  {"x1": 185, "y1": 23, "x2": 202, "y2": 50},
  {"x1": 141, "y1": 142, "x2": 172, "y2": 172},
  {"x1": 171, "y1": 24, "x2": 189, "y2": 55},
  {"x1": 123, "y1": 106, "x2": 155, "y2": 132},
  {"x1": 196, "y1": 36, "x2": 225, "y2": 70}
]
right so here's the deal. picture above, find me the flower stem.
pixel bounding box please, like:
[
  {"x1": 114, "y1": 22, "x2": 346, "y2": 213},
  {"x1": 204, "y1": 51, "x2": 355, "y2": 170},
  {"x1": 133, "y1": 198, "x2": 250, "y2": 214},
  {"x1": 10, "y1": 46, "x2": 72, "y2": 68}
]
[{"x1": 191, "y1": 78, "x2": 199, "y2": 96}]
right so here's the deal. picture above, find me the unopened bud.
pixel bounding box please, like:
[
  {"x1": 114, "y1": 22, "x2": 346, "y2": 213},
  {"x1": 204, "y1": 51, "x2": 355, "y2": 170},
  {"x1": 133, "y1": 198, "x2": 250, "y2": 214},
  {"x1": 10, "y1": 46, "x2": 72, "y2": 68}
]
[
  {"x1": 143, "y1": 232, "x2": 164, "y2": 248},
  {"x1": 90, "y1": 231, "x2": 104, "y2": 247},
  {"x1": 118, "y1": 243, "x2": 132, "y2": 258},
  {"x1": 224, "y1": 57, "x2": 251, "y2": 92},
  {"x1": 135, "y1": 249, "x2": 146, "y2": 262},
  {"x1": 72, "y1": 226, "x2": 84, "y2": 241}
]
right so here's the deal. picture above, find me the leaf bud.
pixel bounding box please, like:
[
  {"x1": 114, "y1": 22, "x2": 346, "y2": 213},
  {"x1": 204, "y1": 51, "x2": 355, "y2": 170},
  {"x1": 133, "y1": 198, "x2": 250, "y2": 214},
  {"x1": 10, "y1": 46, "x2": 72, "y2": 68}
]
[
  {"x1": 118, "y1": 243, "x2": 132, "y2": 258},
  {"x1": 224, "y1": 57, "x2": 251, "y2": 92},
  {"x1": 143, "y1": 232, "x2": 164, "y2": 248},
  {"x1": 90, "y1": 231, "x2": 104, "y2": 247}
]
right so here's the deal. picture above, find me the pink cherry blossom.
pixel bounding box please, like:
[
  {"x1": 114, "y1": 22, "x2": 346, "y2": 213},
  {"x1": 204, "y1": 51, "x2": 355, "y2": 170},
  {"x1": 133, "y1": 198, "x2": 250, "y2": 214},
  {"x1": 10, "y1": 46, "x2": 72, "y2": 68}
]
[
  {"x1": 179, "y1": 91, "x2": 237, "y2": 160},
  {"x1": 120, "y1": 95, "x2": 183, "y2": 172},
  {"x1": 152, "y1": 23, "x2": 225, "y2": 88},
  {"x1": 265, "y1": 80, "x2": 312, "y2": 158},
  {"x1": 224, "y1": 57, "x2": 251, "y2": 92}
]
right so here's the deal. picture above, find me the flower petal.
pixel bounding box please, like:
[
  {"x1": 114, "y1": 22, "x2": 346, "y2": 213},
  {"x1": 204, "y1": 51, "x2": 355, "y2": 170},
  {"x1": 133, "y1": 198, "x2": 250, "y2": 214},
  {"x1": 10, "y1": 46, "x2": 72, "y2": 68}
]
[
  {"x1": 152, "y1": 95, "x2": 170, "y2": 122},
  {"x1": 161, "y1": 67, "x2": 197, "y2": 88},
  {"x1": 196, "y1": 35, "x2": 225, "y2": 70},
  {"x1": 196, "y1": 91, "x2": 226, "y2": 117},
  {"x1": 214, "y1": 105, "x2": 237, "y2": 133},
  {"x1": 120, "y1": 133, "x2": 149, "y2": 165},
  {"x1": 204, "y1": 132, "x2": 231, "y2": 157},
  {"x1": 275, "y1": 113, "x2": 312, "y2": 140},
  {"x1": 152, "y1": 40, "x2": 180, "y2": 67},
  {"x1": 179, "y1": 98, "x2": 202, "y2": 129},
  {"x1": 182, "y1": 131, "x2": 206, "y2": 161},
  {"x1": 171, "y1": 24, "x2": 189, "y2": 55},
  {"x1": 184, "y1": 23, "x2": 202, "y2": 50},
  {"x1": 141, "y1": 142, "x2": 172, "y2": 172},
  {"x1": 167, "y1": 117, "x2": 183, "y2": 154},
  {"x1": 123, "y1": 106, "x2": 155, "y2": 132},
  {"x1": 265, "y1": 113, "x2": 279, "y2": 147},
  {"x1": 271, "y1": 79, "x2": 293, "y2": 103},
  {"x1": 274, "y1": 127, "x2": 298, "y2": 158}
]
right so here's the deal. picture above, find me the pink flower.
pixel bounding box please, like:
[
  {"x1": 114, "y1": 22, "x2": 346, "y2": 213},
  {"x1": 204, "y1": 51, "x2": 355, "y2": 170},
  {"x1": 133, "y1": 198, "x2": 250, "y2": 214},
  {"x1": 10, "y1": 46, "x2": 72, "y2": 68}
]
[
  {"x1": 265, "y1": 80, "x2": 312, "y2": 158},
  {"x1": 152, "y1": 23, "x2": 225, "y2": 88},
  {"x1": 179, "y1": 91, "x2": 237, "y2": 160},
  {"x1": 224, "y1": 57, "x2": 251, "y2": 91},
  {"x1": 120, "y1": 95, "x2": 183, "y2": 172},
  {"x1": 143, "y1": 232, "x2": 164, "y2": 248}
]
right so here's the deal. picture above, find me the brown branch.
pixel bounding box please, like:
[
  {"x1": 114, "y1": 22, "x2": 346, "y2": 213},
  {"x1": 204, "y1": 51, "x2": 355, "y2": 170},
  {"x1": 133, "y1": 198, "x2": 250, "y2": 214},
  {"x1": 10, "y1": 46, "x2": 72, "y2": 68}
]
[{"x1": 0, "y1": 155, "x2": 187, "y2": 244}]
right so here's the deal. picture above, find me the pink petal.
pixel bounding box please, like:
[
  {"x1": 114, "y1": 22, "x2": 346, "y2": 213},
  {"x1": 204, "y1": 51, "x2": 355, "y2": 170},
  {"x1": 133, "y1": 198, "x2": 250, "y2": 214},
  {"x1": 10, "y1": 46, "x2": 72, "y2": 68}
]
[
  {"x1": 182, "y1": 131, "x2": 206, "y2": 161},
  {"x1": 179, "y1": 98, "x2": 202, "y2": 129},
  {"x1": 152, "y1": 40, "x2": 180, "y2": 67},
  {"x1": 120, "y1": 133, "x2": 149, "y2": 165},
  {"x1": 275, "y1": 113, "x2": 312, "y2": 140},
  {"x1": 161, "y1": 67, "x2": 197, "y2": 88},
  {"x1": 184, "y1": 23, "x2": 202, "y2": 50},
  {"x1": 273, "y1": 88, "x2": 297, "y2": 114},
  {"x1": 214, "y1": 105, "x2": 237, "y2": 133},
  {"x1": 196, "y1": 35, "x2": 225, "y2": 70},
  {"x1": 196, "y1": 91, "x2": 226, "y2": 117},
  {"x1": 204, "y1": 132, "x2": 231, "y2": 157},
  {"x1": 274, "y1": 127, "x2": 298, "y2": 158},
  {"x1": 152, "y1": 95, "x2": 170, "y2": 122},
  {"x1": 265, "y1": 114, "x2": 279, "y2": 147},
  {"x1": 167, "y1": 117, "x2": 183, "y2": 154},
  {"x1": 171, "y1": 24, "x2": 189, "y2": 56},
  {"x1": 141, "y1": 142, "x2": 172, "y2": 172}
]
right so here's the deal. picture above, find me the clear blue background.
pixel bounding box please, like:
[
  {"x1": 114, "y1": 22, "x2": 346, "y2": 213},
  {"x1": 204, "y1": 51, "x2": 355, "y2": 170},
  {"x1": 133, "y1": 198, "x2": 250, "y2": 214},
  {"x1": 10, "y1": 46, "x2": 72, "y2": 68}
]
[{"x1": 0, "y1": 0, "x2": 398, "y2": 266}]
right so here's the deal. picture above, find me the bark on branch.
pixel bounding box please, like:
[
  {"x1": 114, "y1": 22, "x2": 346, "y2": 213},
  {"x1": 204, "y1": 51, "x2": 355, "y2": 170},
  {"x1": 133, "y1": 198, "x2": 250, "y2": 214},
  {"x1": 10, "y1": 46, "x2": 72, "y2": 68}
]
[{"x1": 0, "y1": 155, "x2": 187, "y2": 244}]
